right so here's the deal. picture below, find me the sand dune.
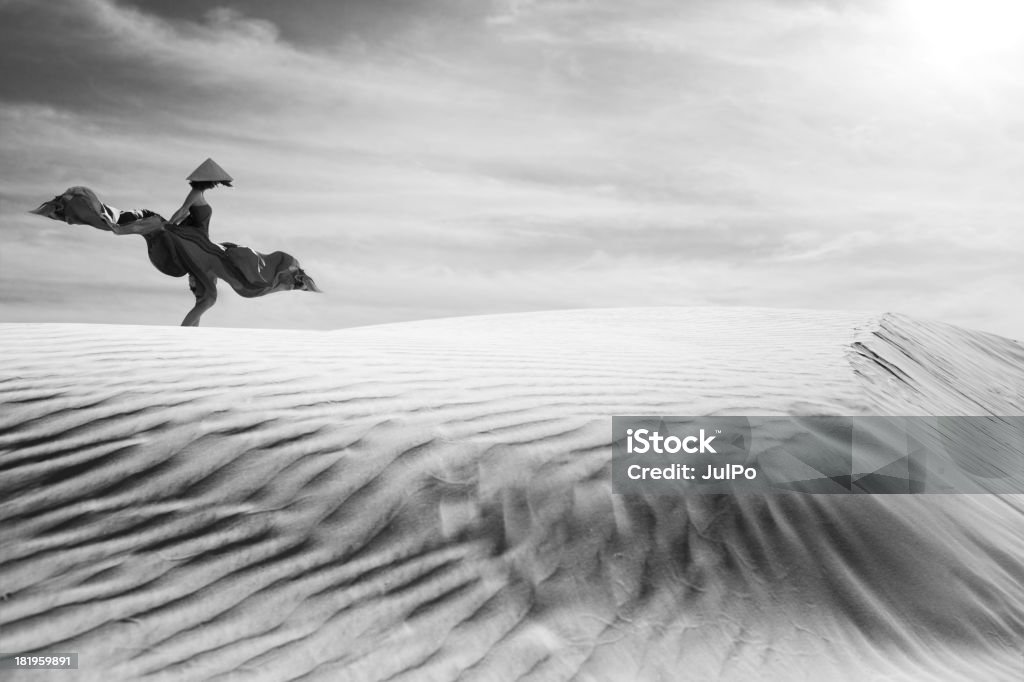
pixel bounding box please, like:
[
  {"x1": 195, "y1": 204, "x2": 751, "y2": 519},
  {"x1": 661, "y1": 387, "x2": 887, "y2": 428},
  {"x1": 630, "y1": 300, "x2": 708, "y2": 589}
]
[{"x1": 1, "y1": 308, "x2": 1022, "y2": 681}]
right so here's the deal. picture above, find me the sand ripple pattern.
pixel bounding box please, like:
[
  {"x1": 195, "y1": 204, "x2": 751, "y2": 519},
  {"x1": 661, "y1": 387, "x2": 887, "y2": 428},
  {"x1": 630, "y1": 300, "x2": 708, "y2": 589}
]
[{"x1": 1, "y1": 309, "x2": 1022, "y2": 681}]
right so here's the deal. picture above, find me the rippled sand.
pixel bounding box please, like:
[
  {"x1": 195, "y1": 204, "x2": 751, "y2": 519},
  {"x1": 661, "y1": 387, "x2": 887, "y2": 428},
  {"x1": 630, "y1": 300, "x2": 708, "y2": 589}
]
[{"x1": 1, "y1": 308, "x2": 1022, "y2": 681}]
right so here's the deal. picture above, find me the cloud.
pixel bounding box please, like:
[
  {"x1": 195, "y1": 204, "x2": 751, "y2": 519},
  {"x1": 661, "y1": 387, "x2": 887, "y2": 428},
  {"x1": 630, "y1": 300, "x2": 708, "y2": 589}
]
[{"x1": 0, "y1": 0, "x2": 1021, "y2": 338}]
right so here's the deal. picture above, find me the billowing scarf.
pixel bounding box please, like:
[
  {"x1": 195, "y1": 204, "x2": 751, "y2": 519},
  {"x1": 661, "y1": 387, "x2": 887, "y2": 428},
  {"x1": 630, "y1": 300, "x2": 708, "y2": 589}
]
[{"x1": 32, "y1": 186, "x2": 320, "y2": 297}]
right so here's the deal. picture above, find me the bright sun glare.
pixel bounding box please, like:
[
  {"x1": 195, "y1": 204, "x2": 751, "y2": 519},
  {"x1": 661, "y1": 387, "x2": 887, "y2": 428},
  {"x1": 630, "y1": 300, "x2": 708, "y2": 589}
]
[{"x1": 899, "y1": 0, "x2": 1024, "y2": 68}]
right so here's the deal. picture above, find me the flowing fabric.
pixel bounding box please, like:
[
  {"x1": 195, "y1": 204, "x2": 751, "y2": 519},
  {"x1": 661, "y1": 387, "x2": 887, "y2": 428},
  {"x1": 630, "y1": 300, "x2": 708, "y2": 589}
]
[{"x1": 31, "y1": 186, "x2": 320, "y2": 297}]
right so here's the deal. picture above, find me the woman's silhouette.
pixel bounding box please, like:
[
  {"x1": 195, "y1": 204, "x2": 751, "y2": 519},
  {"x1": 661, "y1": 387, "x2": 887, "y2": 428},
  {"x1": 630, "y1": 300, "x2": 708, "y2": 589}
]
[
  {"x1": 31, "y1": 159, "x2": 321, "y2": 326},
  {"x1": 171, "y1": 159, "x2": 232, "y2": 326}
]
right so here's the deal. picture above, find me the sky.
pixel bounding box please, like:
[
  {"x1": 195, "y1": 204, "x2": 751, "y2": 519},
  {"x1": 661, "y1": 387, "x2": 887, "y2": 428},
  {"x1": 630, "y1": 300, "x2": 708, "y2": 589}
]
[{"x1": 0, "y1": 0, "x2": 1022, "y2": 338}]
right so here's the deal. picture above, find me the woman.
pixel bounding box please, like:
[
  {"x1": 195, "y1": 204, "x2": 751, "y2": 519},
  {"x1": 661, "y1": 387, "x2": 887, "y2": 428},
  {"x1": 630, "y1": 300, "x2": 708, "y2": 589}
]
[
  {"x1": 30, "y1": 160, "x2": 321, "y2": 327},
  {"x1": 168, "y1": 158, "x2": 233, "y2": 326}
]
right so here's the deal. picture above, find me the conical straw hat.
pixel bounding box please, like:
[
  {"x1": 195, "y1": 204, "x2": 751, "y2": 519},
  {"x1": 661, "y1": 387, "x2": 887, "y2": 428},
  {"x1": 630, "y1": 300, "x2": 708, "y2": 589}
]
[{"x1": 187, "y1": 158, "x2": 234, "y2": 185}]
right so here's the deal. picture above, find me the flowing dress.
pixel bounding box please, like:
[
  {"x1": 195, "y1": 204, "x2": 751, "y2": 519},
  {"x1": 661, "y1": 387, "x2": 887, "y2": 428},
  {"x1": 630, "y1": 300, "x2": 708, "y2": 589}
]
[{"x1": 31, "y1": 186, "x2": 319, "y2": 297}]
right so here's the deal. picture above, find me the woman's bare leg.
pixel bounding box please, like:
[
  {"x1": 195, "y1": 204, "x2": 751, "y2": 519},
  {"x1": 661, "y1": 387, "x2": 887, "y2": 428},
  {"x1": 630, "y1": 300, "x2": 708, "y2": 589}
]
[{"x1": 181, "y1": 272, "x2": 218, "y2": 327}]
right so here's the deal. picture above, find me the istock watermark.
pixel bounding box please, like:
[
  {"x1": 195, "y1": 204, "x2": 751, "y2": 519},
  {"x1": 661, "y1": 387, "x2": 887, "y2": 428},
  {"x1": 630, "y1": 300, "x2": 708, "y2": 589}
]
[
  {"x1": 611, "y1": 415, "x2": 1024, "y2": 495},
  {"x1": 625, "y1": 427, "x2": 719, "y2": 454}
]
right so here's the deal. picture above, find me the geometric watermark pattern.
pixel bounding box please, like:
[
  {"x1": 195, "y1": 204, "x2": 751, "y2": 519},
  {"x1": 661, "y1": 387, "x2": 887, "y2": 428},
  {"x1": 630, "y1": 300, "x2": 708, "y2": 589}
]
[{"x1": 612, "y1": 416, "x2": 1024, "y2": 494}]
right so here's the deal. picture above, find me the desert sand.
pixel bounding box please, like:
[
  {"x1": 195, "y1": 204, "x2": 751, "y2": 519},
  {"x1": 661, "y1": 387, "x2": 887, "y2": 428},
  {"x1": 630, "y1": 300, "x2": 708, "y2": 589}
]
[{"x1": 1, "y1": 308, "x2": 1022, "y2": 681}]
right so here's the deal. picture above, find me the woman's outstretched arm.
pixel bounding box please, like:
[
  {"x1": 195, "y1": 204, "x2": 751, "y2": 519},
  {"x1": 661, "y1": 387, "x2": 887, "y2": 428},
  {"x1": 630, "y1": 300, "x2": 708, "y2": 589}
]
[{"x1": 168, "y1": 188, "x2": 201, "y2": 225}]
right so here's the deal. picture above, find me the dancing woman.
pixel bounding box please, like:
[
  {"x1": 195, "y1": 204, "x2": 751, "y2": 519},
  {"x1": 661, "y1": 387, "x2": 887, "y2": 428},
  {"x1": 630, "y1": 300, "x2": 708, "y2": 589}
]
[
  {"x1": 31, "y1": 158, "x2": 320, "y2": 326},
  {"x1": 170, "y1": 159, "x2": 232, "y2": 326}
]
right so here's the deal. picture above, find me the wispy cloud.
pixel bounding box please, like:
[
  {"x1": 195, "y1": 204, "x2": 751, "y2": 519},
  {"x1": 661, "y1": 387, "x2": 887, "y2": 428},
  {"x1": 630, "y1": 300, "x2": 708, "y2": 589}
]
[{"x1": 0, "y1": 0, "x2": 1021, "y2": 337}]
